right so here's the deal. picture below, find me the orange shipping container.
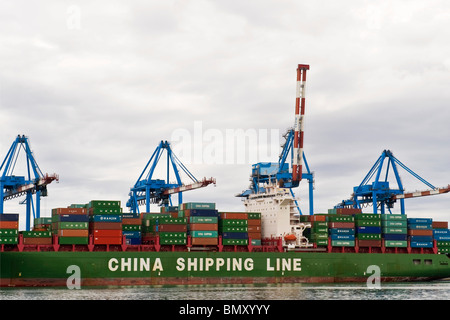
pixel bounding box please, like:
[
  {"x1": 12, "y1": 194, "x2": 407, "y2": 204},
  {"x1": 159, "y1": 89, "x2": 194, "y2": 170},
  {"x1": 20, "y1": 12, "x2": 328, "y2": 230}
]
[
  {"x1": 248, "y1": 226, "x2": 261, "y2": 232},
  {"x1": 90, "y1": 222, "x2": 122, "y2": 230},
  {"x1": 191, "y1": 237, "x2": 218, "y2": 245},
  {"x1": 408, "y1": 229, "x2": 433, "y2": 236},
  {"x1": 23, "y1": 237, "x2": 53, "y2": 245},
  {"x1": 189, "y1": 223, "x2": 218, "y2": 231},
  {"x1": 247, "y1": 219, "x2": 261, "y2": 226},
  {"x1": 248, "y1": 232, "x2": 261, "y2": 240},
  {"x1": 432, "y1": 221, "x2": 448, "y2": 229},
  {"x1": 122, "y1": 218, "x2": 141, "y2": 225},
  {"x1": 220, "y1": 212, "x2": 248, "y2": 220},
  {"x1": 0, "y1": 221, "x2": 19, "y2": 229},
  {"x1": 58, "y1": 229, "x2": 89, "y2": 237}
]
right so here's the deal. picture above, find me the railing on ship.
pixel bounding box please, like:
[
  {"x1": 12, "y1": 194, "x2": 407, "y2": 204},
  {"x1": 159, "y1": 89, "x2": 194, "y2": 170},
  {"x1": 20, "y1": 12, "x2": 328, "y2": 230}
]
[{"x1": 0, "y1": 234, "x2": 440, "y2": 255}]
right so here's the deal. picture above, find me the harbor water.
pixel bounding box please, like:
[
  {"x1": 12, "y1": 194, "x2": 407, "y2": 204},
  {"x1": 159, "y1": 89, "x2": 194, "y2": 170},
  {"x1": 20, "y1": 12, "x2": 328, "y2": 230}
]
[{"x1": 1, "y1": 281, "x2": 449, "y2": 300}]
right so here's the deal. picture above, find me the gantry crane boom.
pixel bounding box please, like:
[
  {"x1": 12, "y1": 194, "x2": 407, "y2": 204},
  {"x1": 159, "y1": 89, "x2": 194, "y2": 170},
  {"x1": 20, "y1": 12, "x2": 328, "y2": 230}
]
[
  {"x1": 0, "y1": 135, "x2": 58, "y2": 230},
  {"x1": 127, "y1": 140, "x2": 215, "y2": 213}
]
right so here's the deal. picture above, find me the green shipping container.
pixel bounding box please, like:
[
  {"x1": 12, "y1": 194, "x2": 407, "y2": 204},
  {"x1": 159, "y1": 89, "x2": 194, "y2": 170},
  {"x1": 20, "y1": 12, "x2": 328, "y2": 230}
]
[
  {"x1": 247, "y1": 212, "x2": 261, "y2": 219},
  {"x1": 57, "y1": 222, "x2": 89, "y2": 229},
  {"x1": 385, "y1": 240, "x2": 408, "y2": 247},
  {"x1": 356, "y1": 220, "x2": 381, "y2": 227},
  {"x1": 159, "y1": 232, "x2": 187, "y2": 239},
  {"x1": 382, "y1": 220, "x2": 407, "y2": 228},
  {"x1": 21, "y1": 231, "x2": 52, "y2": 238},
  {"x1": 223, "y1": 239, "x2": 248, "y2": 246},
  {"x1": 355, "y1": 214, "x2": 381, "y2": 221},
  {"x1": 160, "y1": 238, "x2": 186, "y2": 245},
  {"x1": 332, "y1": 240, "x2": 355, "y2": 247},
  {"x1": 219, "y1": 219, "x2": 248, "y2": 227},
  {"x1": 180, "y1": 202, "x2": 216, "y2": 210},
  {"x1": 190, "y1": 231, "x2": 218, "y2": 238},
  {"x1": 123, "y1": 225, "x2": 141, "y2": 231},
  {"x1": 381, "y1": 214, "x2": 407, "y2": 221},
  {"x1": 88, "y1": 200, "x2": 121, "y2": 208},
  {"x1": 157, "y1": 217, "x2": 187, "y2": 224},
  {"x1": 189, "y1": 216, "x2": 218, "y2": 224},
  {"x1": 328, "y1": 216, "x2": 354, "y2": 222},
  {"x1": 0, "y1": 237, "x2": 18, "y2": 244},
  {"x1": 383, "y1": 227, "x2": 407, "y2": 234},
  {"x1": 0, "y1": 229, "x2": 18, "y2": 236},
  {"x1": 315, "y1": 239, "x2": 329, "y2": 246},
  {"x1": 89, "y1": 207, "x2": 122, "y2": 215},
  {"x1": 357, "y1": 233, "x2": 381, "y2": 240},
  {"x1": 220, "y1": 226, "x2": 248, "y2": 233}
]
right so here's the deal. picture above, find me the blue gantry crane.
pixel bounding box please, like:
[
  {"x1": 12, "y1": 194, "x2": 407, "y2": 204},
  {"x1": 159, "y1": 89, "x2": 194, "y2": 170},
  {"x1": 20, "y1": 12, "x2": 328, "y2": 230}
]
[
  {"x1": 335, "y1": 149, "x2": 450, "y2": 214},
  {"x1": 0, "y1": 135, "x2": 58, "y2": 230},
  {"x1": 126, "y1": 140, "x2": 215, "y2": 213}
]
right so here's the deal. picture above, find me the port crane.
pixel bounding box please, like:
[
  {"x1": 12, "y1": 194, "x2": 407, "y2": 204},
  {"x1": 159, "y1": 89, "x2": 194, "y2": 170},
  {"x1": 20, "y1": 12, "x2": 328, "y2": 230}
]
[
  {"x1": 0, "y1": 135, "x2": 58, "y2": 230},
  {"x1": 335, "y1": 149, "x2": 450, "y2": 214},
  {"x1": 237, "y1": 64, "x2": 314, "y2": 215},
  {"x1": 126, "y1": 140, "x2": 215, "y2": 213}
]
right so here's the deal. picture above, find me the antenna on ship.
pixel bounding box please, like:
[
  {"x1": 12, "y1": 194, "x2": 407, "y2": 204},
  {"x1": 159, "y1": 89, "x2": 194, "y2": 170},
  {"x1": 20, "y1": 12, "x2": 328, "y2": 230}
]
[
  {"x1": 0, "y1": 135, "x2": 58, "y2": 230},
  {"x1": 237, "y1": 64, "x2": 314, "y2": 216}
]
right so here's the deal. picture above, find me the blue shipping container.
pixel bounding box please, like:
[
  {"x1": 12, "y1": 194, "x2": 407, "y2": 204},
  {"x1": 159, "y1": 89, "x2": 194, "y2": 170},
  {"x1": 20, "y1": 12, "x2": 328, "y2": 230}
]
[
  {"x1": 89, "y1": 215, "x2": 122, "y2": 222},
  {"x1": 409, "y1": 235, "x2": 433, "y2": 242},
  {"x1": 410, "y1": 241, "x2": 434, "y2": 248},
  {"x1": 357, "y1": 226, "x2": 382, "y2": 234},
  {"x1": 408, "y1": 223, "x2": 432, "y2": 230},
  {"x1": 407, "y1": 218, "x2": 432, "y2": 224},
  {"x1": 383, "y1": 234, "x2": 408, "y2": 241},
  {"x1": 58, "y1": 215, "x2": 89, "y2": 222},
  {"x1": 0, "y1": 214, "x2": 19, "y2": 221},
  {"x1": 222, "y1": 232, "x2": 248, "y2": 239},
  {"x1": 331, "y1": 234, "x2": 355, "y2": 241},
  {"x1": 329, "y1": 228, "x2": 355, "y2": 235}
]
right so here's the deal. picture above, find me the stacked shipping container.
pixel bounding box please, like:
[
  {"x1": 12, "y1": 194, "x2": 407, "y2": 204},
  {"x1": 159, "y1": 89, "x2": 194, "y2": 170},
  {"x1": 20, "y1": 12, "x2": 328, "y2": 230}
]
[
  {"x1": 382, "y1": 214, "x2": 408, "y2": 248},
  {"x1": 122, "y1": 212, "x2": 141, "y2": 245},
  {"x1": 88, "y1": 200, "x2": 123, "y2": 245},
  {"x1": 52, "y1": 208, "x2": 89, "y2": 245},
  {"x1": 329, "y1": 215, "x2": 355, "y2": 247},
  {"x1": 355, "y1": 214, "x2": 382, "y2": 247},
  {"x1": 0, "y1": 214, "x2": 18, "y2": 244},
  {"x1": 183, "y1": 203, "x2": 219, "y2": 246},
  {"x1": 433, "y1": 221, "x2": 450, "y2": 254},
  {"x1": 408, "y1": 218, "x2": 434, "y2": 248},
  {"x1": 220, "y1": 212, "x2": 249, "y2": 246}
]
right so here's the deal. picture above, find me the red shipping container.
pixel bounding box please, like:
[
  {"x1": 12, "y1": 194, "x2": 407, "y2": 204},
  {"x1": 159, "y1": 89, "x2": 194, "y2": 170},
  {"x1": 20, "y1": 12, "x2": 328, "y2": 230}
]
[
  {"x1": 89, "y1": 222, "x2": 122, "y2": 230},
  {"x1": 358, "y1": 240, "x2": 382, "y2": 247},
  {"x1": 248, "y1": 226, "x2": 261, "y2": 232},
  {"x1": 52, "y1": 208, "x2": 87, "y2": 215},
  {"x1": 0, "y1": 221, "x2": 19, "y2": 229},
  {"x1": 329, "y1": 222, "x2": 355, "y2": 228},
  {"x1": 93, "y1": 236, "x2": 122, "y2": 245},
  {"x1": 311, "y1": 215, "x2": 327, "y2": 222},
  {"x1": 157, "y1": 224, "x2": 187, "y2": 232},
  {"x1": 122, "y1": 218, "x2": 141, "y2": 225},
  {"x1": 92, "y1": 229, "x2": 122, "y2": 237},
  {"x1": 248, "y1": 232, "x2": 261, "y2": 239}
]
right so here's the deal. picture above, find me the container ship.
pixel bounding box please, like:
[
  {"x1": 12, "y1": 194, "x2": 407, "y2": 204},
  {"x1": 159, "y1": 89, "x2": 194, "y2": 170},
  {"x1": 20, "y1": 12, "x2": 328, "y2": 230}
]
[{"x1": 1, "y1": 64, "x2": 450, "y2": 287}]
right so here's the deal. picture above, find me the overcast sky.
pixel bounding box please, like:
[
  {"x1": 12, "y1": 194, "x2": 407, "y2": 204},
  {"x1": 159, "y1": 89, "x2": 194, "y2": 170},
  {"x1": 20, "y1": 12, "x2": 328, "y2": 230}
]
[{"x1": 1, "y1": 1, "x2": 449, "y2": 229}]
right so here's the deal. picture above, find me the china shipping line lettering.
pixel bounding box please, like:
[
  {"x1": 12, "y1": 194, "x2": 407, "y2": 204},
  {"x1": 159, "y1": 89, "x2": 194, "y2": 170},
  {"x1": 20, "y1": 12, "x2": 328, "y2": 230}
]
[{"x1": 107, "y1": 257, "x2": 302, "y2": 272}]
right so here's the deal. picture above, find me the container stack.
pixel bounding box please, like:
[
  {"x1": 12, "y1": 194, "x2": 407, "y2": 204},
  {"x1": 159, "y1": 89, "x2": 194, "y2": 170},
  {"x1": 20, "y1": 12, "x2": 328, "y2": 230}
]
[
  {"x1": 219, "y1": 212, "x2": 248, "y2": 246},
  {"x1": 0, "y1": 213, "x2": 19, "y2": 245},
  {"x1": 247, "y1": 212, "x2": 262, "y2": 246},
  {"x1": 157, "y1": 217, "x2": 188, "y2": 245},
  {"x1": 122, "y1": 212, "x2": 142, "y2": 245},
  {"x1": 52, "y1": 208, "x2": 89, "y2": 245},
  {"x1": 21, "y1": 230, "x2": 52, "y2": 245},
  {"x1": 88, "y1": 200, "x2": 123, "y2": 245},
  {"x1": 355, "y1": 214, "x2": 382, "y2": 247},
  {"x1": 382, "y1": 214, "x2": 408, "y2": 248},
  {"x1": 141, "y1": 213, "x2": 166, "y2": 243},
  {"x1": 328, "y1": 215, "x2": 355, "y2": 247},
  {"x1": 33, "y1": 217, "x2": 52, "y2": 231},
  {"x1": 182, "y1": 202, "x2": 219, "y2": 246},
  {"x1": 432, "y1": 221, "x2": 450, "y2": 254},
  {"x1": 408, "y1": 218, "x2": 434, "y2": 248},
  {"x1": 303, "y1": 215, "x2": 328, "y2": 247}
]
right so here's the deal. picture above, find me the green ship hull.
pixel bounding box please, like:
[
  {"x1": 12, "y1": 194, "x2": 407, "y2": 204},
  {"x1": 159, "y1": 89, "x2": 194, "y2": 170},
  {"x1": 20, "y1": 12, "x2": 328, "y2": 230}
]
[{"x1": 1, "y1": 251, "x2": 449, "y2": 287}]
